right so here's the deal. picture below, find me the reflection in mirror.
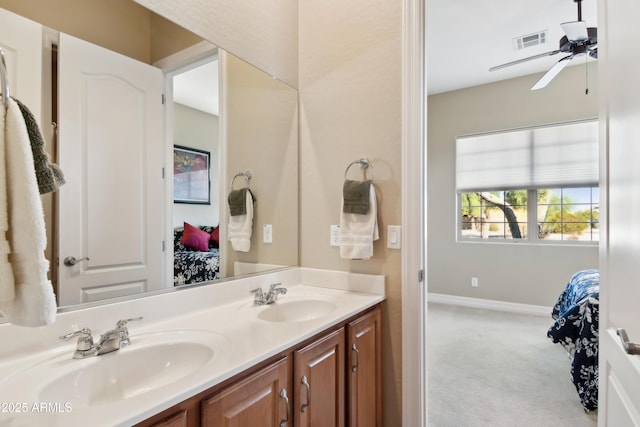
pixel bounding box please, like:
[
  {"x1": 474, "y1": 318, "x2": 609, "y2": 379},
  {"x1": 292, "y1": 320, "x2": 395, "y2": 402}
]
[
  {"x1": 0, "y1": 0, "x2": 298, "y2": 315},
  {"x1": 170, "y1": 57, "x2": 222, "y2": 286}
]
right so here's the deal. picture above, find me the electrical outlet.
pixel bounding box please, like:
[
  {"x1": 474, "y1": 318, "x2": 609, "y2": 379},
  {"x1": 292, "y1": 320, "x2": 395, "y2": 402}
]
[{"x1": 471, "y1": 277, "x2": 479, "y2": 287}]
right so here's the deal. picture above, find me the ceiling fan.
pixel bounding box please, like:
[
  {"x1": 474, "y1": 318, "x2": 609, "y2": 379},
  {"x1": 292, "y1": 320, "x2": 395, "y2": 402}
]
[{"x1": 489, "y1": 0, "x2": 597, "y2": 90}]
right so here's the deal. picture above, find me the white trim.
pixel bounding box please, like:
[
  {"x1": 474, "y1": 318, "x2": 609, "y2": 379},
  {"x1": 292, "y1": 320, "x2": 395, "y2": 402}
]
[
  {"x1": 427, "y1": 293, "x2": 551, "y2": 317},
  {"x1": 401, "y1": 0, "x2": 426, "y2": 426},
  {"x1": 153, "y1": 41, "x2": 218, "y2": 72}
]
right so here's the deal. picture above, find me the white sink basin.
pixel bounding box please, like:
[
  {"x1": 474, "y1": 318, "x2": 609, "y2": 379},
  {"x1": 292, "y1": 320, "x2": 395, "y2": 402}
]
[
  {"x1": 240, "y1": 297, "x2": 337, "y2": 323},
  {"x1": 2, "y1": 329, "x2": 229, "y2": 408}
]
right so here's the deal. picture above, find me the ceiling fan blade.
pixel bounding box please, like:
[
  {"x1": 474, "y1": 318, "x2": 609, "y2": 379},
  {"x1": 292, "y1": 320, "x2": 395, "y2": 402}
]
[
  {"x1": 489, "y1": 50, "x2": 560, "y2": 72},
  {"x1": 531, "y1": 55, "x2": 573, "y2": 90},
  {"x1": 561, "y1": 21, "x2": 588, "y2": 41}
]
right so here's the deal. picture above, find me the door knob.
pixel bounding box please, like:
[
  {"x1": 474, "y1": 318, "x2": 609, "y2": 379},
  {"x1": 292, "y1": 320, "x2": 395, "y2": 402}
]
[
  {"x1": 616, "y1": 329, "x2": 640, "y2": 355},
  {"x1": 63, "y1": 256, "x2": 90, "y2": 267}
]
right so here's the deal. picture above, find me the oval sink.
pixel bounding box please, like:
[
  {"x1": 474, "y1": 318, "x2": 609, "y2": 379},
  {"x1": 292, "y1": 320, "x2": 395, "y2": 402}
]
[
  {"x1": 3, "y1": 329, "x2": 229, "y2": 408},
  {"x1": 39, "y1": 341, "x2": 212, "y2": 407},
  {"x1": 257, "y1": 299, "x2": 337, "y2": 323}
]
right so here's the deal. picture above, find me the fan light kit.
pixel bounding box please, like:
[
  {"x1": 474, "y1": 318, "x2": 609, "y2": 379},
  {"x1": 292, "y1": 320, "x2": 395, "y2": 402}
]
[{"x1": 490, "y1": 0, "x2": 597, "y2": 91}]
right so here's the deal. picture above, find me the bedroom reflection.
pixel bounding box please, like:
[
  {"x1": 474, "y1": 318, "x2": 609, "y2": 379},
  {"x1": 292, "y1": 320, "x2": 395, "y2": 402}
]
[{"x1": 171, "y1": 58, "x2": 222, "y2": 286}]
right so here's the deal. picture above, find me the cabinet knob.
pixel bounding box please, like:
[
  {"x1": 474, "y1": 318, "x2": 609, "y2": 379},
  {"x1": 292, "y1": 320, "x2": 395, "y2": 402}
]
[{"x1": 300, "y1": 375, "x2": 311, "y2": 413}]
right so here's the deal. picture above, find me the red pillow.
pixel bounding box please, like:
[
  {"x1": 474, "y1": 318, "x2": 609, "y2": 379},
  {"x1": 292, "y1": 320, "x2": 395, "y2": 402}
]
[
  {"x1": 180, "y1": 222, "x2": 210, "y2": 252},
  {"x1": 210, "y1": 226, "x2": 220, "y2": 247}
]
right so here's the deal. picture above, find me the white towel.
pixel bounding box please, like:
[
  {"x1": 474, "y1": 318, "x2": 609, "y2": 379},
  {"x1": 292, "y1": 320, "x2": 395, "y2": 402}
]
[
  {"x1": 228, "y1": 189, "x2": 254, "y2": 252},
  {"x1": 340, "y1": 182, "x2": 379, "y2": 259},
  {"x1": 0, "y1": 103, "x2": 15, "y2": 304},
  {"x1": 0, "y1": 98, "x2": 57, "y2": 326}
]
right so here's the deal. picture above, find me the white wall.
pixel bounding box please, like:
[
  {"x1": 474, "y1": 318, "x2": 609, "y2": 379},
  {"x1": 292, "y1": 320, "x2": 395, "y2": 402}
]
[
  {"x1": 427, "y1": 63, "x2": 599, "y2": 307},
  {"x1": 172, "y1": 103, "x2": 220, "y2": 228}
]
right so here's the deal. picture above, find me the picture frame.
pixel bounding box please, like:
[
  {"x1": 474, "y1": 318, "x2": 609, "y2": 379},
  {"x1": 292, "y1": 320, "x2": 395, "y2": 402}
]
[{"x1": 173, "y1": 145, "x2": 211, "y2": 204}]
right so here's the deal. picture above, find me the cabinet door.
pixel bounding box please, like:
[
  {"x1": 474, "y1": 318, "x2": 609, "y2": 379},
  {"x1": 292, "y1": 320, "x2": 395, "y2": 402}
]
[
  {"x1": 201, "y1": 357, "x2": 291, "y2": 427},
  {"x1": 294, "y1": 328, "x2": 345, "y2": 427},
  {"x1": 347, "y1": 308, "x2": 382, "y2": 427},
  {"x1": 148, "y1": 410, "x2": 188, "y2": 427}
]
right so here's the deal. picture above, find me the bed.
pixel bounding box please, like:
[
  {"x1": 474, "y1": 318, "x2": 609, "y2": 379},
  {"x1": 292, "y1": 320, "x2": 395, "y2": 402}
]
[
  {"x1": 173, "y1": 225, "x2": 220, "y2": 286},
  {"x1": 547, "y1": 268, "x2": 599, "y2": 412}
]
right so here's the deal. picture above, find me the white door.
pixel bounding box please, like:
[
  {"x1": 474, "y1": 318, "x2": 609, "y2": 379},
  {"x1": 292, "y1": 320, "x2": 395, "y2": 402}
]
[
  {"x1": 57, "y1": 33, "x2": 165, "y2": 306},
  {"x1": 0, "y1": 8, "x2": 42, "y2": 123},
  {"x1": 598, "y1": 0, "x2": 640, "y2": 425}
]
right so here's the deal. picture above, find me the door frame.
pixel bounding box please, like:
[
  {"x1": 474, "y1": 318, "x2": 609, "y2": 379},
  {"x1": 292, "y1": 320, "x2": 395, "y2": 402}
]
[
  {"x1": 153, "y1": 42, "x2": 219, "y2": 284},
  {"x1": 401, "y1": 0, "x2": 427, "y2": 425}
]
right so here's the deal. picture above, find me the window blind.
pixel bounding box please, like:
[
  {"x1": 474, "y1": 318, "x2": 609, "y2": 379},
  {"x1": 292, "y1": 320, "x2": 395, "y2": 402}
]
[{"x1": 456, "y1": 120, "x2": 598, "y2": 192}]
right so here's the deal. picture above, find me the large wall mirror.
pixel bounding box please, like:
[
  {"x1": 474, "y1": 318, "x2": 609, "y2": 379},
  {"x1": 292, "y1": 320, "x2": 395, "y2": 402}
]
[{"x1": 0, "y1": 0, "x2": 298, "y2": 315}]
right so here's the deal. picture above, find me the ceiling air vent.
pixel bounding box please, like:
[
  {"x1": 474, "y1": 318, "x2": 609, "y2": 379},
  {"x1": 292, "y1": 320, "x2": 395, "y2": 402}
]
[{"x1": 513, "y1": 31, "x2": 547, "y2": 50}]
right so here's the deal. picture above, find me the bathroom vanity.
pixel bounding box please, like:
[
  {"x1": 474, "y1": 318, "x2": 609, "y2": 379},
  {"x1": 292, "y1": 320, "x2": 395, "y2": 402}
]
[
  {"x1": 138, "y1": 305, "x2": 382, "y2": 427},
  {"x1": 0, "y1": 268, "x2": 384, "y2": 427}
]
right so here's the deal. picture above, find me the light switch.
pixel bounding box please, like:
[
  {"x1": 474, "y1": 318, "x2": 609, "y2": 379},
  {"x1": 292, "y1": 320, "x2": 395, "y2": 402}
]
[
  {"x1": 387, "y1": 225, "x2": 401, "y2": 249},
  {"x1": 263, "y1": 224, "x2": 273, "y2": 243},
  {"x1": 330, "y1": 225, "x2": 341, "y2": 247}
]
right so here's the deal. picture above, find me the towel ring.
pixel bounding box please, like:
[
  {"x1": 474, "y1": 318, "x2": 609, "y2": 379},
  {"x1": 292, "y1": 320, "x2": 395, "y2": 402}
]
[
  {"x1": 344, "y1": 158, "x2": 375, "y2": 182},
  {"x1": 231, "y1": 171, "x2": 252, "y2": 190},
  {"x1": 0, "y1": 48, "x2": 9, "y2": 108}
]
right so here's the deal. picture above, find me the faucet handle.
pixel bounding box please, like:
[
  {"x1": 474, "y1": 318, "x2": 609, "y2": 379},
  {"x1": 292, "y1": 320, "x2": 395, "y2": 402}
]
[
  {"x1": 250, "y1": 287, "x2": 264, "y2": 295},
  {"x1": 269, "y1": 282, "x2": 283, "y2": 291},
  {"x1": 116, "y1": 317, "x2": 143, "y2": 328},
  {"x1": 115, "y1": 317, "x2": 143, "y2": 348},
  {"x1": 60, "y1": 328, "x2": 94, "y2": 352}
]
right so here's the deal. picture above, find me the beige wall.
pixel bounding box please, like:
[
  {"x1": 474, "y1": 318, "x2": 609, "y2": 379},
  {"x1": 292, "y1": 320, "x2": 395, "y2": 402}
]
[
  {"x1": 0, "y1": 0, "x2": 201, "y2": 64},
  {"x1": 298, "y1": 0, "x2": 403, "y2": 424},
  {"x1": 427, "y1": 63, "x2": 599, "y2": 307},
  {"x1": 135, "y1": 0, "x2": 298, "y2": 88},
  {"x1": 222, "y1": 51, "x2": 299, "y2": 275}
]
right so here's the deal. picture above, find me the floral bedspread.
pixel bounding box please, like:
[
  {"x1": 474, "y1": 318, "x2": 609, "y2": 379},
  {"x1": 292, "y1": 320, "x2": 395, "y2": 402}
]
[
  {"x1": 174, "y1": 249, "x2": 220, "y2": 285},
  {"x1": 547, "y1": 268, "x2": 599, "y2": 412}
]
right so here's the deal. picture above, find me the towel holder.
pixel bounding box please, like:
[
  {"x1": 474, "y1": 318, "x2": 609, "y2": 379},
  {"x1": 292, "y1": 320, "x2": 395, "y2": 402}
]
[
  {"x1": 344, "y1": 158, "x2": 375, "y2": 182},
  {"x1": 231, "y1": 171, "x2": 252, "y2": 190},
  {"x1": 0, "y1": 48, "x2": 9, "y2": 108}
]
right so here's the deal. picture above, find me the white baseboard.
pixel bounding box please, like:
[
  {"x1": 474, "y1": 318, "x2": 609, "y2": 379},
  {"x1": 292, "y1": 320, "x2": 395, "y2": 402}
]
[{"x1": 427, "y1": 293, "x2": 551, "y2": 316}]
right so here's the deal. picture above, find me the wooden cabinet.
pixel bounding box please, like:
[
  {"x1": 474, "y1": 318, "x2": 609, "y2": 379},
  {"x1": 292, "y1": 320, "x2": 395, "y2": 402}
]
[
  {"x1": 201, "y1": 357, "x2": 290, "y2": 427},
  {"x1": 135, "y1": 305, "x2": 382, "y2": 427},
  {"x1": 294, "y1": 329, "x2": 345, "y2": 427},
  {"x1": 148, "y1": 410, "x2": 188, "y2": 427},
  {"x1": 347, "y1": 307, "x2": 383, "y2": 427}
]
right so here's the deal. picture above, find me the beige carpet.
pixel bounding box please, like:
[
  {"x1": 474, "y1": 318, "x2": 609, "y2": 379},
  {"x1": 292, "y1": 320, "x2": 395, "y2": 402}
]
[{"x1": 427, "y1": 302, "x2": 598, "y2": 427}]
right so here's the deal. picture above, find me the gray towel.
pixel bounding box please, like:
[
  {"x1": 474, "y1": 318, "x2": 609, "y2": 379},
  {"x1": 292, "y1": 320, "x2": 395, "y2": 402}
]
[
  {"x1": 343, "y1": 179, "x2": 371, "y2": 214},
  {"x1": 228, "y1": 187, "x2": 255, "y2": 216},
  {"x1": 13, "y1": 97, "x2": 65, "y2": 195}
]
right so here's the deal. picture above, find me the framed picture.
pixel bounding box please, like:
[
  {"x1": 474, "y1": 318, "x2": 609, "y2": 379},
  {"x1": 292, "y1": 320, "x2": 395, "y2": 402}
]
[{"x1": 173, "y1": 145, "x2": 211, "y2": 204}]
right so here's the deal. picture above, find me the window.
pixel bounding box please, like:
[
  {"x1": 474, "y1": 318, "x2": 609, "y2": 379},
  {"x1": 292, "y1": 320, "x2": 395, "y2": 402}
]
[
  {"x1": 459, "y1": 187, "x2": 599, "y2": 242},
  {"x1": 456, "y1": 120, "x2": 598, "y2": 244}
]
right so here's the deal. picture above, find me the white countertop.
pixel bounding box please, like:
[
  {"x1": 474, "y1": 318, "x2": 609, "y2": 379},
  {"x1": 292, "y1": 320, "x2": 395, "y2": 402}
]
[{"x1": 0, "y1": 268, "x2": 385, "y2": 426}]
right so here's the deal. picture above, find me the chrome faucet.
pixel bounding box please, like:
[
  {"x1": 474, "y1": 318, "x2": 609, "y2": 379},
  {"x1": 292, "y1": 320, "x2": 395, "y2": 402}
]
[
  {"x1": 60, "y1": 317, "x2": 143, "y2": 359},
  {"x1": 250, "y1": 283, "x2": 288, "y2": 305}
]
